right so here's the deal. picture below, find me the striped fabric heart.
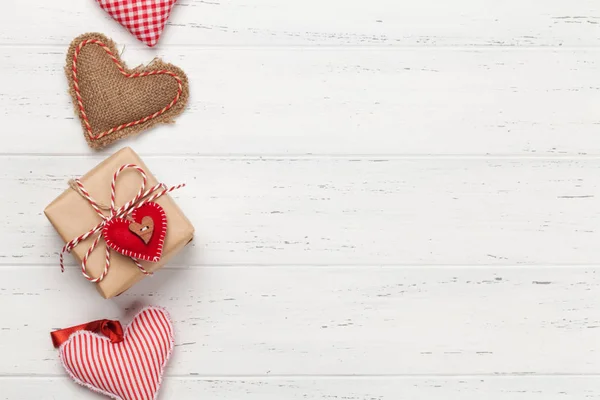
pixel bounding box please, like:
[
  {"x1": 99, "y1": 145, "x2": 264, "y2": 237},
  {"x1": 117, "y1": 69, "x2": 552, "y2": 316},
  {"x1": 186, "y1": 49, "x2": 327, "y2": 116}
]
[{"x1": 58, "y1": 307, "x2": 174, "y2": 400}]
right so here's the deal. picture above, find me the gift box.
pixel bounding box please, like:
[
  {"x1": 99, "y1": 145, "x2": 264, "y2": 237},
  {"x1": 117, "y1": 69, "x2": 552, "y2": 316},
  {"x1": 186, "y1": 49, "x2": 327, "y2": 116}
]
[{"x1": 44, "y1": 147, "x2": 194, "y2": 298}]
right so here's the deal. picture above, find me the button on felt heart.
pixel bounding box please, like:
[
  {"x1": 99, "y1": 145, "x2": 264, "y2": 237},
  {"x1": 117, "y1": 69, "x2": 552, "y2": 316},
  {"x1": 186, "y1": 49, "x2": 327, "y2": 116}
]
[
  {"x1": 58, "y1": 307, "x2": 174, "y2": 400},
  {"x1": 66, "y1": 33, "x2": 189, "y2": 149},
  {"x1": 103, "y1": 202, "x2": 167, "y2": 262}
]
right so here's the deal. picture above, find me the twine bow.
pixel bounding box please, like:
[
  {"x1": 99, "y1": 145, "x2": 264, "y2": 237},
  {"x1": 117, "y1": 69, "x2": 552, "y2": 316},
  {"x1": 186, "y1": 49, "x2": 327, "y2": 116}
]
[{"x1": 59, "y1": 164, "x2": 185, "y2": 282}]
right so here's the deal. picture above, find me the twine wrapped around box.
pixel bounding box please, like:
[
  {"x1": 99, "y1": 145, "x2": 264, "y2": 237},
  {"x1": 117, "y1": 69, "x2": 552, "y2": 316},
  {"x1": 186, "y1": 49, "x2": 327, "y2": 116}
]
[
  {"x1": 60, "y1": 163, "x2": 184, "y2": 282},
  {"x1": 45, "y1": 147, "x2": 195, "y2": 298}
]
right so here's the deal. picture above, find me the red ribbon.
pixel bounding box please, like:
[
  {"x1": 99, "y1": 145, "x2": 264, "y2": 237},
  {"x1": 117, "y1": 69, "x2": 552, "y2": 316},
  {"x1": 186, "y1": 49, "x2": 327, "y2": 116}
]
[{"x1": 51, "y1": 319, "x2": 124, "y2": 348}]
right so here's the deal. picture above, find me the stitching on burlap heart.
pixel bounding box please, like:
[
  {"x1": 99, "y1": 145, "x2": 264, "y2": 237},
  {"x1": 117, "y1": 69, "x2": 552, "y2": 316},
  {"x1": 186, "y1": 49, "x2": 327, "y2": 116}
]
[
  {"x1": 66, "y1": 33, "x2": 189, "y2": 149},
  {"x1": 72, "y1": 39, "x2": 182, "y2": 141}
]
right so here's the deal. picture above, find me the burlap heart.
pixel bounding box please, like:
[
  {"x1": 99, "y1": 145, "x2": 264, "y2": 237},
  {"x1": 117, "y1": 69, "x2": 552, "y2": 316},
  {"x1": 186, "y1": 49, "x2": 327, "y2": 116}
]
[{"x1": 66, "y1": 33, "x2": 189, "y2": 149}]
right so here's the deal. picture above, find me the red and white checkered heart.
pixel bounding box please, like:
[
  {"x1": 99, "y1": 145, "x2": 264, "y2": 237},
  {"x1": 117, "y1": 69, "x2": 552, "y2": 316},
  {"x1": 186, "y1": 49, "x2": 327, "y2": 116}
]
[
  {"x1": 59, "y1": 307, "x2": 174, "y2": 400},
  {"x1": 96, "y1": 0, "x2": 177, "y2": 47}
]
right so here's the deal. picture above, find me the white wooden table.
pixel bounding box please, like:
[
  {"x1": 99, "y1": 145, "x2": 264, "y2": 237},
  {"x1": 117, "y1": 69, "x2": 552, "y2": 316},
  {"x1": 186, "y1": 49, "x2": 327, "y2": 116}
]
[{"x1": 1, "y1": 1, "x2": 600, "y2": 398}]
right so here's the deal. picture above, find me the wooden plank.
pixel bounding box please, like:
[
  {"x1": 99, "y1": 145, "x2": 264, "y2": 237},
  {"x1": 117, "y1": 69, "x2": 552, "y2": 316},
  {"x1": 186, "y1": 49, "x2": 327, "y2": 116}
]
[
  {"x1": 2, "y1": 376, "x2": 599, "y2": 399},
  {"x1": 2, "y1": 0, "x2": 600, "y2": 46},
  {"x1": 1, "y1": 266, "x2": 600, "y2": 375},
  {"x1": 2, "y1": 48, "x2": 600, "y2": 155},
  {"x1": 3, "y1": 156, "x2": 600, "y2": 266}
]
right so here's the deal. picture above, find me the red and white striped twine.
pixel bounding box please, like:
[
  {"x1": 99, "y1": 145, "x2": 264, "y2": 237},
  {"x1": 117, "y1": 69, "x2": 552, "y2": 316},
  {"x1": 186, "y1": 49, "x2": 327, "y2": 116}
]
[
  {"x1": 59, "y1": 164, "x2": 185, "y2": 283},
  {"x1": 72, "y1": 38, "x2": 183, "y2": 141}
]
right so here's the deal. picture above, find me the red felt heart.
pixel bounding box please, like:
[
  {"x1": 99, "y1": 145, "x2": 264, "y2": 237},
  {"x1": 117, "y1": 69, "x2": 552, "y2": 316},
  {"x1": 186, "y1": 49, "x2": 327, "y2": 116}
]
[
  {"x1": 59, "y1": 307, "x2": 174, "y2": 400},
  {"x1": 96, "y1": 0, "x2": 177, "y2": 47},
  {"x1": 103, "y1": 202, "x2": 167, "y2": 262}
]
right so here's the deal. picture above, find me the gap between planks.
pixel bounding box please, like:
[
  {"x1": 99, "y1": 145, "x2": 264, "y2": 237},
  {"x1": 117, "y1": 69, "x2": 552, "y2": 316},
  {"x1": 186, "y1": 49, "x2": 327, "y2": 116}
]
[
  {"x1": 3, "y1": 374, "x2": 600, "y2": 379},
  {"x1": 4, "y1": 44, "x2": 600, "y2": 50},
  {"x1": 1, "y1": 154, "x2": 600, "y2": 160},
  {"x1": 6, "y1": 264, "x2": 600, "y2": 269}
]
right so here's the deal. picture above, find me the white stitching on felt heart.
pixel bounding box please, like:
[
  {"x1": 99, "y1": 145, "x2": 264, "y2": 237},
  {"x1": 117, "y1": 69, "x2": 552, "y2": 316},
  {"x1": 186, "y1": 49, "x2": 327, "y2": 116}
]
[
  {"x1": 58, "y1": 306, "x2": 174, "y2": 400},
  {"x1": 103, "y1": 202, "x2": 168, "y2": 263}
]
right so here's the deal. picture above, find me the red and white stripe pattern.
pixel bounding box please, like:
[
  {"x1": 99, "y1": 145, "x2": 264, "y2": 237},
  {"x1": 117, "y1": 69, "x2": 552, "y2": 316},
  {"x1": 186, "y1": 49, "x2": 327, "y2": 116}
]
[
  {"x1": 71, "y1": 37, "x2": 183, "y2": 141},
  {"x1": 59, "y1": 164, "x2": 185, "y2": 282},
  {"x1": 96, "y1": 0, "x2": 177, "y2": 47},
  {"x1": 59, "y1": 307, "x2": 174, "y2": 400}
]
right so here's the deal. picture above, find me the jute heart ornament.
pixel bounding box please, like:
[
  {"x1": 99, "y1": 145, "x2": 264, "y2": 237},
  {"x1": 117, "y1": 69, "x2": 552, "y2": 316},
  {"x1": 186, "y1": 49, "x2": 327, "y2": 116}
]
[
  {"x1": 103, "y1": 202, "x2": 167, "y2": 262},
  {"x1": 57, "y1": 307, "x2": 174, "y2": 400},
  {"x1": 66, "y1": 33, "x2": 189, "y2": 149}
]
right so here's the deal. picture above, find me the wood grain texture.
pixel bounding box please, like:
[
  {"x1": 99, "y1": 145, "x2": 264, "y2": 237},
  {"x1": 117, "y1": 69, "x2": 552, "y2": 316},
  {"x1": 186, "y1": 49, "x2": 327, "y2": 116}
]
[
  {"x1": 3, "y1": 156, "x2": 600, "y2": 266},
  {"x1": 2, "y1": 377, "x2": 600, "y2": 400},
  {"x1": 2, "y1": 266, "x2": 600, "y2": 375},
  {"x1": 2, "y1": 0, "x2": 600, "y2": 46},
  {"x1": 4, "y1": 0, "x2": 600, "y2": 397},
  {"x1": 1, "y1": 48, "x2": 599, "y2": 155}
]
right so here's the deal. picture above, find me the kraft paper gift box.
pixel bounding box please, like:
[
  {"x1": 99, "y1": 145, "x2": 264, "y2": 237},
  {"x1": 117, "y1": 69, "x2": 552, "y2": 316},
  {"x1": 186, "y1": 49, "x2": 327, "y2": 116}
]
[{"x1": 44, "y1": 147, "x2": 194, "y2": 298}]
